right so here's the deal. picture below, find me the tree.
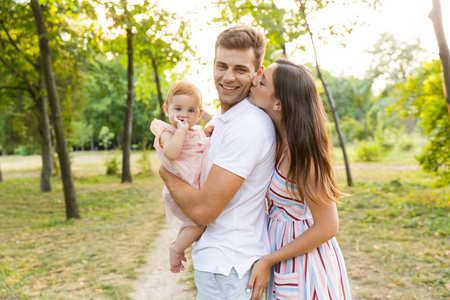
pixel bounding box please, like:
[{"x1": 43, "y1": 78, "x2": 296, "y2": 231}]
[
  {"x1": 0, "y1": 0, "x2": 53, "y2": 191},
  {"x1": 31, "y1": 0, "x2": 79, "y2": 219},
  {"x1": 392, "y1": 59, "x2": 449, "y2": 184},
  {"x1": 213, "y1": 0, "x2": 380, "y2": 186},
  {"x1": 366, "y1": 33, "x2": 424, "y2": 85},
  {"x1": 100, "y1": 1, "x2": 193, "y2": 182},
  {"x1": 429, "y1": 0, "x2": 450, "y2": 115},
  {"x1": 81, "y1": 54, "x2": 127, "y2": 148},
  {"x1": 141, "y1": 12, "x2": 193, "y2": 121},
  {"x1": 297, "y1": 0, "x2": 353, "y2": 186},
  {"x1": 101, "y1": 0, "x2": 152, "y2": 183},
  {"x1": 122, "y1": 23, "x2": 134, "y2": 183},
  {"x1": 214, "y1": 0, "x2": 295, "y2": 64}
]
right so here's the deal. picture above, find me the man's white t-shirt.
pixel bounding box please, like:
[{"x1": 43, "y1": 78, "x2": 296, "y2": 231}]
[{"x1": 192, "y1": 98, "x2": 276, "y2": 279}]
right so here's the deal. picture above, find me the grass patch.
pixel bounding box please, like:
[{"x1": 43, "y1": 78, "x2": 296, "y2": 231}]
[
  {"x1": 0, "y1": 173, "x2": 166, "y2": 300},
  {"x1": 337, "y1": 168, "x2": 449, "y2": 299},
  {"x1": 1, "y1": 149, "x2": 449, "y2": 299}
]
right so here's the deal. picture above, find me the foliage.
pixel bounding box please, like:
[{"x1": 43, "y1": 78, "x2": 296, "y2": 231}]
[
  {"x1": 366, "y1": 32, "x2": 424, "y2": 84},
  {"x1": 213, "y1": 0, "x2": 380, "y2": 65},
  {"x1": 391, "y1": 59, "x2": 450, "y2": 184},
  {"x1": 213, "y1": 0, "x2": 299, "y2": 64},
  {"x1": 14, "y1": 142, "x2": 38, "y2": 156},
  {"x1": 0, "y1": 0, "x2": 99, "y2": 155},
  {"x1": 391, "y1": 60, "x2": 445, "y2": 133},
  {"x1": 417, "y1": 123, "x2": 450, "y2": 186},
  {"x1": 98, "y1": 126, "x2": 115, "y2": 151}
]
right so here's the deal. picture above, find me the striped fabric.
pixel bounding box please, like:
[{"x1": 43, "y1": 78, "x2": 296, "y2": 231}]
[{"x1": 266, "y1": 166, "x2": 352, "y2": 300}]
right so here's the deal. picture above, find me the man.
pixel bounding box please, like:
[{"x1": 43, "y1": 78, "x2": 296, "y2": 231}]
[{"x1": 159, "y1": 25, "x2": 276, "y2": 299}]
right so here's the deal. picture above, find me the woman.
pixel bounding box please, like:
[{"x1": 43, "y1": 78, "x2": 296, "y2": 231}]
[{"x1": 246, "y1": 59, "x2": 351, "y2": 300}]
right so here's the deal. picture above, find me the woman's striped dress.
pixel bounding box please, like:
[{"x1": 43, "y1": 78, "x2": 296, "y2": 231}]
[{"x1": 266, "y1": 165, "x2": 352, "y2": 300}]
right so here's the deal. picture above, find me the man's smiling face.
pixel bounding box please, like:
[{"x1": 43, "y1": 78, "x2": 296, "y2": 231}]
[{"x1": 213, "y1": 46, "x2": 257, "y2": 113}]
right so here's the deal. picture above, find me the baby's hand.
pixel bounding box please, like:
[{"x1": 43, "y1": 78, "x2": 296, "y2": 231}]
[
  {"x1": 175, "y1": 116, "x2": 189, "y2": 132},
  {"x1": 204, "y1": 125, "x2": 215, "y2": 137}
]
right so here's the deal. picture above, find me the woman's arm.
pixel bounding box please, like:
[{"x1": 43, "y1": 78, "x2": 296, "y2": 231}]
[{"x1": 246, "y1": 181, "x2": 339, "y2": 299}]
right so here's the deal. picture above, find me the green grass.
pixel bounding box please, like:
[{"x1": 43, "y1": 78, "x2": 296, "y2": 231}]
[
  {"x1": 1, "y1": 147, "x2": 449, "y2": 299},
  {"x1": 336, "y1": 167, "x2": 449, "y2": 299},
  {"x1": 0, "y1": 173, "x2": 166, "y2": 300}
]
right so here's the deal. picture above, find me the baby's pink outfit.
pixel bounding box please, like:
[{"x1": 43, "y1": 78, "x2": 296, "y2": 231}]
[{"x1": 150, "y1": 118, "x2": 209, "y2": 227}]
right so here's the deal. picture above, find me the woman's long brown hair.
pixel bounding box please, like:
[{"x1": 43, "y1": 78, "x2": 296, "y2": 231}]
[{"x1": 272, "y1": 59, "x2": 346, "y2": 203}]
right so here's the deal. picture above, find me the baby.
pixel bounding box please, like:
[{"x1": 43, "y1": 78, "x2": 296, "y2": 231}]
[{"x1": 150, "y1": 80, "x2": 209, "y2": 273}]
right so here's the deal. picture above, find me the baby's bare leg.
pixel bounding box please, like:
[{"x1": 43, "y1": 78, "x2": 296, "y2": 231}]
[{"x1": 169, "y1": 226, "x2": 206, "y2": 273}]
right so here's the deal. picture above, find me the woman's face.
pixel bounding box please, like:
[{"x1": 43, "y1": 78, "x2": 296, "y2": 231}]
[{"x1": 248, "y1": 63, "x2": 278, "y2": 113}]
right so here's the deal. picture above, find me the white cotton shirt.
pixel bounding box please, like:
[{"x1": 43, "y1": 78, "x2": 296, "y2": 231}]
[{"x1": 192, "y1": 98, "x2": 276, "y2": 279}]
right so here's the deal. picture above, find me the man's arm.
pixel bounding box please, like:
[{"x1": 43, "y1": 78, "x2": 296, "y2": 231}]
[{"x1": 159, "y1": 164, "x2": 244, "y2": 227}]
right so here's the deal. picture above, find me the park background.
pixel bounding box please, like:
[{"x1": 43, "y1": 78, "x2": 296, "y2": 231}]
[{"x1": 0, "y1": 0, "x2": 449, "y2": 299}]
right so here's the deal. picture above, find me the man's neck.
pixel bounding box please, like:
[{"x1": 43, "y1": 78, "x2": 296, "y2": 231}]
[{"x1": 220, "y1": 98, "x2": 246, "y2": 114}]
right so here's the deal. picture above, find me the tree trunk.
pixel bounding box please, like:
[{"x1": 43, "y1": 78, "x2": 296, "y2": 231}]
[
  {"x1": 31, "y1": 0, "x2": 79, "y2": 218},
  {"x1": 122, "y1": 28, "x2": 134, "y2": 183},
  {"x1": 299, "y1": 0, "x2": 352, "y2": 186},
  {"x1": 429, "y1": 0, "x2": 450, "y2": 115},
  {"x1": 151, "y1": 58, "x2": 165, "y2": 120},
  {"x1": 36, "y1": 75, "x2": 52, "y2": 192},
  {"x1": 90, "y1": 134, "x2": 94, "y2": 151},
  {"x1": 317, "y1": 69, "x2": 353, "y2": 186}
]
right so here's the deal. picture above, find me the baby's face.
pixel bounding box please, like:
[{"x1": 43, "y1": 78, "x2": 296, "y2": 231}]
[{"x1": 166, "y1": 94, "x2": 202, "y2": 129}]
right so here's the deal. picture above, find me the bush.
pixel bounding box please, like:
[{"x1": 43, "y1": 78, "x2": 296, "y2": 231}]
[
  {"x1": 381, "y1": 142, "x2": 394, "y2": 152},
  {"x1": 340, "y1": 118, "x2": 367, "y2": 142},
  {"x1": 15, "y1": 145, "x2": 37, "y2": 156},
  {"x1": 417, "y1": 123, "x2": 450, "y2": 186},
  {"x1": 357, "y1": 142, "x2": 382, "y2": 162},
  {"x1": 105, "y1": 155, "x2": 119, "y2": 176},
  {"x1": 398, "y1": 137, "x2": 414, "y2": 152},
  {"x1": 137, "y1": 152, "x2": 153, "y2": 176}
]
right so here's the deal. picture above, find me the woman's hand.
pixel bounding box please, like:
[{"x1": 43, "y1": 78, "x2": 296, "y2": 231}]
[{"x1": 246, "y1": 256, "x2": 272, "y2": 300}]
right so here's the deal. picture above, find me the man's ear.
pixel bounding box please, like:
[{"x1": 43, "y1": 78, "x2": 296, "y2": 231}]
[
  {"x1": 256, "y1": 65, "x2": 264, "y2": 77},
  {"x1": 163, "y1": 104, "x2": 169, "y2": 115}
]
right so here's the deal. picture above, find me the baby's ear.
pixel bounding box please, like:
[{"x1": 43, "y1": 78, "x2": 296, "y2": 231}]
[
  {"x1": 163, "y1": 104, "x2": 169, "y2": 115},
  {"x1": 198, "y1": 109, "x2": 205, "y2": 119}
]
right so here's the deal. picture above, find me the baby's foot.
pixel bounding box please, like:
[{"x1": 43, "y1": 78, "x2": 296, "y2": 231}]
[{"x1": 169, "y1": 244, "x2": 186, "y2": 274}]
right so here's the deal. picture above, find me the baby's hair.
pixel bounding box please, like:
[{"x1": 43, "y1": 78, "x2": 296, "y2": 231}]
[{"x1": 165, "y1": 80, "x2": 203, "y2": 108}]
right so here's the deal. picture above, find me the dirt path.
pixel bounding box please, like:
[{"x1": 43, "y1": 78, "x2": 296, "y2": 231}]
[{"x1": 130, "y1": 226, "x2": 196, "y2": 300}]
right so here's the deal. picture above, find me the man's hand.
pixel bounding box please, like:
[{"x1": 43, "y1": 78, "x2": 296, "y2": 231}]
[
  {"x1": 246, "y1": 256, "x2": 272, "y2": 300},
  {"x1": 159, "y1": 164, "x2": 170, "y2": 180}
]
